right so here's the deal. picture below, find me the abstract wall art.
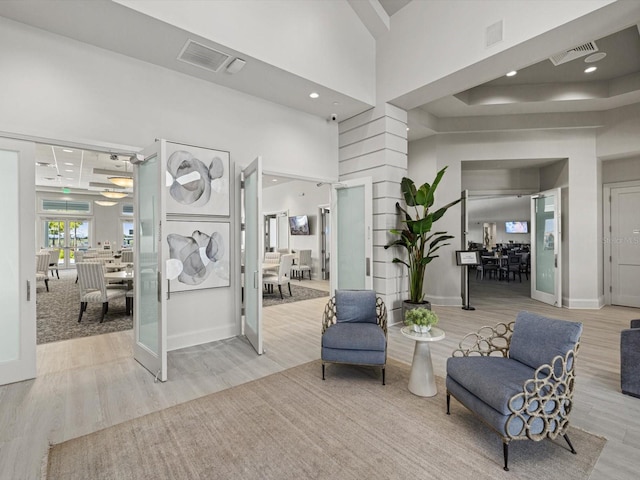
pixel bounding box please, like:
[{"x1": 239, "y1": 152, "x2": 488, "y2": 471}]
[
  {"x1": 165, "y1": 221, "x2": 230, "y2": 292},
  {"x1": 165, "y1": 142, "x2": 230, "y2": 216}
]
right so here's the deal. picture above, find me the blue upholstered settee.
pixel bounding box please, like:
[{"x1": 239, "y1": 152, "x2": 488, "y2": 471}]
[
  {"x1": 446, "y1": 311, "x2": 583, "y2": 471},
  {"x1": 621, "y1": 319, "x2": 640, "y2": 398},
  {"x1": 321, "y1": 290, "x2": 387, "y2": 384}
]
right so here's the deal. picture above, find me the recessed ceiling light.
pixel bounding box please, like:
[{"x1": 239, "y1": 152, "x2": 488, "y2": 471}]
[
  {"x1": 63, "y1": 149, "x2": 73, "y2": 153},
  {"x1": 65, "y1": 169, "x2": 73, "y2": 172},
  {"x1": 64, "y1": 162, "x2": 74, "y2": 166},
  {"x1": 309, "y1": 92, "x2": 319, "y2": 99},
  {"x1": 506, "y1": 70, "x2": 517, "y2": 77},
  {"x1": 406, "y1": 127, "x2": 410, "y2": 131},
  {"x1": 272, "y1": 178, "x2": 278, "y2": 182},
  {"x1": 584, "y1": 66, "x2": 597, "y2": 73},
  {"x1": 65, "y1": 177, "x2": 73, "y2": 180}
]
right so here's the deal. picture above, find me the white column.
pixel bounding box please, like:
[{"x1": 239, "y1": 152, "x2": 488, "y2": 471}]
[{"x1": 338, "y1": 104, "x2": 408, "y2": 324}]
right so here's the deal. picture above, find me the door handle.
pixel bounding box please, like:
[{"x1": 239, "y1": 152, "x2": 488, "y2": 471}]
[
  {"x1": 366, "y1": 257, "x2": 371, "y2": 276},
  {"x1": 555, "y1": 254, "x2": 558, "y2": 268},
  {"x1": 254, "y1": 271, "x2": 258, "y2": 289},
  {"x1": 157, "y1": 271, "x2": 162, "y2": 302},
  {"x1": 27, "y1": 280, "x2": 31, "y2": 301},
  {"x1": 167, "y1": 279, "x2": 171, "y2": 300}
]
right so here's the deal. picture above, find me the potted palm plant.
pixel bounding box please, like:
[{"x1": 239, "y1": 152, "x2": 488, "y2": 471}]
[{"x1": 385, "y1": 166, "x2": 461, "y2": 313}]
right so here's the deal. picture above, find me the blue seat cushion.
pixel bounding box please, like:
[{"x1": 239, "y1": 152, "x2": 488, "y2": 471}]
[
  {"x1": 335, "y1": 289, "x2": 377, "y2": 323},
  {"x1": 446, "y1": 356, "x2": 535, "y2": 415},
  {"x1": 509, "y1": 311, "x2": 582, "y2": 370},
  {"x1": 322, "y1": 322, "x2": 386, "y2": 351}
]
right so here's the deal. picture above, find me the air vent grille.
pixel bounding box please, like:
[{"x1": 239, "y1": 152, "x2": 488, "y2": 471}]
[
  {"x1": 177, "y1": 40, "x2": 230, "y2": 72},
  {"x1": 549, "y1": 41, "x2": 598, "y2": 66},
  {"x1": 42, "y1": 199, "x2": 90, "y2": 213}
]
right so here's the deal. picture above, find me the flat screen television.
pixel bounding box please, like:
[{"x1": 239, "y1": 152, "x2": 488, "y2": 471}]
[
  {"x1": 505, "y1": 221, "x2": 528, "y2": 234},
  {"x1": 289, "y1": 215, "x2": 310, "y2": 235}
]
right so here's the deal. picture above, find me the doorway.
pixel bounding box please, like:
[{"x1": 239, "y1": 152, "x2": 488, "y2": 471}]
[
  {"x1": 42, "y1": 218, "x2": 91, "y2": 268},
  {"x1": 605, "y1": 181, "x2": 640, "y2": 307}
]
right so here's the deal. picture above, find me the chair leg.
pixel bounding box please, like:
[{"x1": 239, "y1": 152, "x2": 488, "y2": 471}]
[
  {"x1": 100, "y1": 302, "x2": 108, "y2": 323},
  {"x1": 322, "y1": 363, "x2": 325, "y2": 380},
  {"x1": 563, "y1": 433, "x2": 577, "y2": 454},
  {"x1": 288, "y1": 282, "x2": 292, "y2": 296},
  {"x1": 44, "y1": 279, "x2": 49, "y2": 292},
  {"x1": 277, "y1": 285, "x2": 283, "y2": 299},
  {"x1": 503, "y1": 441, "x2": 509, "y2": 471},
  {"x1": 78, "y1": 302, "x2": 85, "y2": 322},
  {"x1": 446, "y1": 392, "x2": 451, "y2": 414},
  {"x1": 382, "y1": 366, "x2": 385, "y2": 385}
]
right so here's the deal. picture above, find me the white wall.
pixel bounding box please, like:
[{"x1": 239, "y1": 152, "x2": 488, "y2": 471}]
[
  {"x1": 0, "y1": 17, "x2": 338, "y2": 350},
  {"x1": 262, "y1": 180, "x2": 330, "y2": 279},
  {"x1": 115, "y1": 0, "x2": 376, "y2": 105},
  {"x1": 602, "y1": 156, "x2": 640, "y2": 184}
]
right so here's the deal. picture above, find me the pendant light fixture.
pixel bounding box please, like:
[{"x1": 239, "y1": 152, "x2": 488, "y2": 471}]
[
  {"x1": 108, "y1": 158, "x2": 134, "y2": 188},
  {"x1": 100, "y1": 190, "x2": 128, "y2": 199},
  {"x1": 95, "y1": 200, "x2": 118, "y2": 207}
]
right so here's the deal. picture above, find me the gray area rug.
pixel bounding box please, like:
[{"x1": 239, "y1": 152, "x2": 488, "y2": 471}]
[
  {"x1": 262, "y1": 282, "x2": 328, "y2": 307},
  {"x1": 45, "y1": 359, "x2": 605, "y2": 480},
  {"x1": 37, "y1": 270, "x2": 131, "y2": 344}
]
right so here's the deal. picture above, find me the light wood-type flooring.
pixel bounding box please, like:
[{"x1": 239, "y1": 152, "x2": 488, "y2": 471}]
[{"x1": 1, "y1": 277, "x2": 640, "y2": 479}]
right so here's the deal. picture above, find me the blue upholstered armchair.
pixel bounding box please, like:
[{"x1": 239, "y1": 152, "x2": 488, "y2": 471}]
[
  {"x1": 621, "y1": 319, "x2": 640, "y2": 398},
  {"x1": 321, "y1": 290, "x2": 387, "y2": 384},
  {"x1": 446, "y1": 311, "x2": 583, "y2": 471}
]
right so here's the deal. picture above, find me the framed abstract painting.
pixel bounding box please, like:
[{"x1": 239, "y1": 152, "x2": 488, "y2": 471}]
[
  {"x1": 165, "y1": 142, "x2": 230, "y2": 217},
  {"x1": 165, "y1": 220, "x2": 230, "y2": 292}
]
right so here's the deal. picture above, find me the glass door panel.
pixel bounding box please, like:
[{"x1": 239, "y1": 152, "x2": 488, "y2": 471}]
[
  {"x1": 243, "y1": 157, "x2": 263, "y2": 354},
  {"x1": 43, "y1": 219, "x2": 89, "y2": 267},
  {"x1": 133, "y1": 141, "x2": 166, "y2": 381},
  {"x1": 0, "y1": 138, "x2": 36, "y2": 386},
  {"x1": 531, "y1": 188, "x2": 562, "y2": 306},
  {"x1": 331, "y1": 178, "x2": 372, "y2": 292}
]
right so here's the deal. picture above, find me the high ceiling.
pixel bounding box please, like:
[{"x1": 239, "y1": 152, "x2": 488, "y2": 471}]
[
  {"x1": 410, "y1": 25, "x2": 640, "y2": 140},
  {"x1": 2, "y1": 1, "x2": 639, "y2": 190}
]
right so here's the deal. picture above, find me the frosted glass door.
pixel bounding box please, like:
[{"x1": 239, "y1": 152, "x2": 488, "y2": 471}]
[
  {"x1": 0, "y1": 139, "x2": 36, "y2": 386},
  {"x1": 331, "y1": 178, "x2": 372, "y2": 292},
  {"x1": 531, "y1": 188, "x2": 562, "y2": 307},
  {"x1": 133, "y1": 141, "x2": 167, "y2": 381},
  {"x1": 243, "y1": 157, "x2": 263, "y2": 354}
]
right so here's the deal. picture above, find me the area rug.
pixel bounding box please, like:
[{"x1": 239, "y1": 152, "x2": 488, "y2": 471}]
[
  {"x1": 262, "y1": 283, "x2": 328, "y2": 307},
  {"x1": 45, "y1": 359, "x2": 605, "y2": 480},
  {"x1": 36, "y1": 270, "x2": 131, "y2": 344}
]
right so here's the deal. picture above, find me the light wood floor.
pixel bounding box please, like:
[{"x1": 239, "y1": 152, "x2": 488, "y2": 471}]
[{"x1": 2, "y1": 279, "x2": 639, "y2": 479}]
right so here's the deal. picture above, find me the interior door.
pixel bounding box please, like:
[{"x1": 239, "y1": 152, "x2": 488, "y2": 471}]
[
  {"x1": 531, "y1": 188, "x2": 562, "y2": 306},
  {"x1": 330, "y1": 177, "x2": 373, "y2": 292},
  {"x1": 0, "y1": 138, "x2": 36, "y2": 386},
  {"x1": 132, "y1": 141, "x2": 167, "y2": 381},
  {"x1": 610, "y1": 184, "x2": 640, "y2": 307},
  {"x1": 243, "y1": 157, "x2": 263, "y2": 354}
]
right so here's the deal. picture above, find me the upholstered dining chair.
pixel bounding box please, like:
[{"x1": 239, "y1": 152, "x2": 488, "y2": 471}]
[
  {"x1": 48, "y1": 248, "x2": 61, "y2": 279},
  {"x1": 121, "y1": 250, "x2": 134, "y2": 263},
  {"x1": 291, "y1": 249, "x2": 312, "y2": 280},
  {"x1": 321, "y1": 290, "x2": 387, "y2": 384},
  {"x1": 35, "y1": 253, "x2": 50, "y2": 292},
  {"x1": 446, "y1": 311, "x2": 583, "y2": 471},
  {"x1": 263, "y1": 254, "x2": 295, "y2": 299},
  {"x1": 76, "y1": 262, "x2": 127, "y2": 323},
  {"x1": 499, "y1": 254, "x2": 522, "y2": 282}
]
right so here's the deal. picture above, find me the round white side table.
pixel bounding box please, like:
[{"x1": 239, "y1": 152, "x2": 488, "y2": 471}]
[{"x1": 401, "y1": 326, "x2": 446, "y2": 397}]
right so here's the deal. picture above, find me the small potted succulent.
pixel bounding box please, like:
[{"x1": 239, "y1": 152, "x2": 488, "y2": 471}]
[{"x1": 405, "y1": 307, "x2": 439, "y2": 333}]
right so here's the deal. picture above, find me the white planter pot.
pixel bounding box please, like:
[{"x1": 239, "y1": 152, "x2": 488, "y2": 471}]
[{"x1": 412, "y1": 324, "x2": 432, "y2": 333}]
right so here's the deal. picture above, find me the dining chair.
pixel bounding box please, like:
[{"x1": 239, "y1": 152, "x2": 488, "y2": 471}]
[
  {"x1": 48, "y1": 248, "x2": 61, "y2": 278},
  {"x1": 291, "y1": 249, "x2": 312, "y2": 280},
  {"x1": 76, "y1": 262, "x2": 127, "y2": 323},
  {"x1": 263, "y1": 253, "x2": 295, "y2": 299},
  {"x1": 121, "y1": 250, "x2": 134, "y2": 263},
  {"x1": 476, "y1": 256, "x2": 498, "y2": 280},
  {"x1": 35, "y1": 253, "x2": 50, "y2": 292},
  {"x1": 500, "y1": 254, "x2": 522, "y2": 282}
]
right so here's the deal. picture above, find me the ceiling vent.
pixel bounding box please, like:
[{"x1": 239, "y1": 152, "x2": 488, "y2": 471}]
[
  {"x1": 177, "y1": 40, "x2": 230, "y2": 73},
  {"x1": 549, "y1": 41, "x2": 598, "y2": 66}
]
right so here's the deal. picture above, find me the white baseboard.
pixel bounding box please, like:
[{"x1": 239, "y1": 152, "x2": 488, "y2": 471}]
[
  {"x1": 167, "y1": 324, "x2": 239, "y2": 351},
  {"x1": 563, "y1": 296, "x2": 604, "y2": 309},
  {"x1": 426, "y1": 295, "x2": 462, "y2": 307}
]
